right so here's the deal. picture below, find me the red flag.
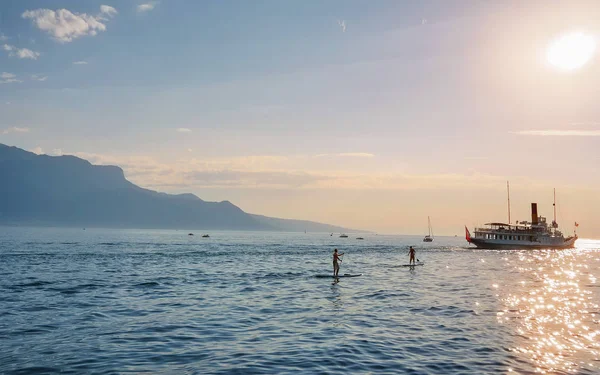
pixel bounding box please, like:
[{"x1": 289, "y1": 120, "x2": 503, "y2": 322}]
[
  {"x1": 465, "y1": 226, "x2": 472, "y2": 242},
  {"x1": 575, "y1": 222, "x2": 579, "y2": 227}
]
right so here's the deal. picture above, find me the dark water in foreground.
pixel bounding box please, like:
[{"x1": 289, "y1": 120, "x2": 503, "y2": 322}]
[{"x1": 0, "y1": 228, "x2": 598, "y2": 374}]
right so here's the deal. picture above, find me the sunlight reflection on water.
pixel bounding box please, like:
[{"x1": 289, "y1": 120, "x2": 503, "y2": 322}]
[{"x1": 499, "y1": 239, "x2": 600, "y2": 374}]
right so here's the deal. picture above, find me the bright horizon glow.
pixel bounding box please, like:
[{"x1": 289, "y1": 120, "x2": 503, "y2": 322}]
[{"x1": 547, "y1": 31, "x2": 596, "y2": 71}]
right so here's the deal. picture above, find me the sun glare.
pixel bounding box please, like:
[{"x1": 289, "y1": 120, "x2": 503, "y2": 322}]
[
  {"x1": 546, "y1": 32, "x2": 596, "y2": 70},
  {"x1": 547, "y1": 32, "x2": 596, "y2": 71}
]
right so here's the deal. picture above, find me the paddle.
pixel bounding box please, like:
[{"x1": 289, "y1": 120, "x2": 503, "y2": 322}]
[{"x1": 335, "y1": 253, "x2": 344, "y2": 277}]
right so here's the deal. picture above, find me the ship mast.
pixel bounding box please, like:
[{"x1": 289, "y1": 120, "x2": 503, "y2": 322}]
[
  {"x1": 507, "y1": 181, "x2": 511, "y2": 224},
  {"x1": 552, "y1": 188, "x2": 558, "y2": 228}
]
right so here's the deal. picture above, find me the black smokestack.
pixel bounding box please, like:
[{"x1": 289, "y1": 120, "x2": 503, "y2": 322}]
[{"x1": 531, "y1": 203, "x2": 538, "y2": 225}]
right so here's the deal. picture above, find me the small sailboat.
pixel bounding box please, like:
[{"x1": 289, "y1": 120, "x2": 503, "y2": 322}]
[
  {"x1": 423, "y1": 216, "x2": 434, "y2": 242},
  {"x1": 339, "y1": 234, "x2": 348, "y2": 238}
]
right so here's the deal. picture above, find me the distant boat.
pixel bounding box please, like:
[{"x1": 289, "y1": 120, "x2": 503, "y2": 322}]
[
  {"x1": 423, "y1": 216, "x2": 434, "y2": 242},
  {"x1": 188, "y1": 233, "x2": 194, "y2": 236},
  {"x1": 339, "y1": 234, "x2": 348, "y2": 238},
  {"x1": 202, "y1": 234, "x2": 209, "y2": 238},
  {"x1": 330, "y1": 233, "x2": 333, "y2": 236},
  {"x1": 356, "y1": 237, "x2": 364, "y2": 240}
]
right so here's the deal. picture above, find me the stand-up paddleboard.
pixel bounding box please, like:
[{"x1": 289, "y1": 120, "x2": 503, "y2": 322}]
[
  {"x1": 392, "y1": 262, "x2": 425, "y2": 267},
  {"x1": 315, "y1": 273, "x2": 362, "y2": 278}
]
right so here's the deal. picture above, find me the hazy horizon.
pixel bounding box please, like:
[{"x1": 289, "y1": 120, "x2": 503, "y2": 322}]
[{"x1": 1, "y1": 0, "x2": 599, "y2": 237}]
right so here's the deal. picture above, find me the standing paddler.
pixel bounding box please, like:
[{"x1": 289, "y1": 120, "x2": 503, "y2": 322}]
[
  {"x1": 408, "y1": 246, "x2": 416, "y2": 265},
  {"x1": 333, "y1": 248, "x2": 344, "y2": 277}
]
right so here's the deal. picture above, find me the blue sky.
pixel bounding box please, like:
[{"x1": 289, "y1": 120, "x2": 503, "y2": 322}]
[{"x1": 1, "y1": 0, "x2": 599, "y2": 236}]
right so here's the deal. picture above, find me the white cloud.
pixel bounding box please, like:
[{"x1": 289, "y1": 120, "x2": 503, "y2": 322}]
[
  {"x1": 0, "y1": 72, "x2": 22, "y2": 84},
  {"x1": 338, "y1": 20, "x2": 346, "y2": 33},
  {"x1": 51, "y1": 148, "x2": 63, "y2": 156},
  {"x1": 176, "y1": 128, "x2": 192, "y2": 133},
  {"x1": 22, "y1": 6, "x2": 117, "y2": 43},
  {"x1": 338, "y1": 152, "x2": 374, "y2": 158},
  {"x1": 2, "y1": 127, "x2": 30, "y2": 135},
  {"x1": 137, "y1": 3, "x2": 158, "y2": 12},
  {"x1": 99, "y1": 5, "x2": 118, "y2": 18},
  {"x1": 0, "y1": 33, "x2": 7, "y2": 41},
  {"x1": 73, "y1": 60, "x2": 88, "y2": 65},
  {"x1": 513, "y1": 130, "x2": 600, "y2": 137},
  {"x1": 31, "y1": 74, "x2": 48, "y2": 81},
  {"x1": 31, "y1": 147, "x2": 44, "y2": 155},
  {"x1": 315, "y1": 152, "x2": 375, "y2": 158},
  {"x1": 3, "y1": 44, "x2": 40, "y2": 59}
]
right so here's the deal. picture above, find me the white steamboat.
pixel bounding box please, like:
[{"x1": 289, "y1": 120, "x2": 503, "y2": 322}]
[{"x1": 466, "y1": 187, "x2": 577, "y2": 250}]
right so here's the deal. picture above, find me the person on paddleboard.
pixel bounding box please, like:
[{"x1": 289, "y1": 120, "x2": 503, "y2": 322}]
[
  {"x1": 333, "y1": 248, "x2": 344, "y2": 277},
  {"x1": 408, "y1": 246, "x2": 416, "y2": 265}
]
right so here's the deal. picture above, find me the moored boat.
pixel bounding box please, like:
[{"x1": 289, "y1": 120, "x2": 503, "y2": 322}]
[{"x1": 423, "y1": 216, "x2": 434, "y2": 242}]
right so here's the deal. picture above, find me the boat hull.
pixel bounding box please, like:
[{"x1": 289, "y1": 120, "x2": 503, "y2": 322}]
[{"x1": 468, "y1": 237, "x2": 576, "y2": 250}]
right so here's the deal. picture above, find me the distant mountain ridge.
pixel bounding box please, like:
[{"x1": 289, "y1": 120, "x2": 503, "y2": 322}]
[{"x1": 0, "y1": 144, "x2": 359, "y2": 232}]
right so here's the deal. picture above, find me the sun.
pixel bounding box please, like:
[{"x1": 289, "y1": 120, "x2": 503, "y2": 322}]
[{"x1": 546, "y1": 32, "x2": 596, "y2": 71}]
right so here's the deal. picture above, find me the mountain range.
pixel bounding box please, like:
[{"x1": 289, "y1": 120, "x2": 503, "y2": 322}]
[{"x1": 0, "y1": 144, "x2": 358, "y2": 233}]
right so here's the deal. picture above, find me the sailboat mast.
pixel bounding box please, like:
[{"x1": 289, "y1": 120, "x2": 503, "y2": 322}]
[
  {"x1": 553, "y1": 188, "x2": 557, "y2": 224},
  {"x1": 507, "y1": 181, "x2": 511, "y2": 224}
]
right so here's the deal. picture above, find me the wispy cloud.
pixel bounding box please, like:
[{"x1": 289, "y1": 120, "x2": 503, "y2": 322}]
[
  {"x1": 315, "y1": 152, "x2": 375, "y2": 158},
  {"x1": 137, "y1": 2, "x2": 158, "y2": 12},
  {"x1": 2, "y1": 127, "x2": 30, "y2": 135},
  {"x1": 337, "y1": 20, "x2": 346, "y2": 33},
  {"x1": 31, "y1": 147, "x2": 44, "y2": 155},
  {"x1": 176, "y1": 128, "x2": 192, "y2": 133},
  {"x1": 22, "y1": 6, "x2": 117, "y2": 43},
  {"x1": 67, "y1": 150, "x2": 527, "y2": 192},
  {"x1": 31, "y1": 74, "x2": 48, "y2": 81},
  {"x1": 3, "y1": 44, "x2": 40, "y2": 59},
  {"x1": 73, "y1": 60, "x2": 88, "y2": 65},
  {"x1": 99, "y1": 5, "x2": 118, "y2": 18},
  {"x1": 0, "y1": 33, "x2": 7, "y2": 41},
  {"x1": 513, "y1": 130, "x2": 600, "y2": 137},
  {"x1": 0, "y1": 72, "x2": 22, "y2": 84}
]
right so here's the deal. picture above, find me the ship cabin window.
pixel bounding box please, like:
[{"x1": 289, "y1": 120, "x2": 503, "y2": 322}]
[{"x1": 509, "y1": 236, "x2": 512, "y2": 240}]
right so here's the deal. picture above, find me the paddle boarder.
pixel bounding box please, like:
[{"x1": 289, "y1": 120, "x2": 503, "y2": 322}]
[
  {"x1": 333, "y1": 248, "x2": 344, "y2": 277},
  {"x1": 408, "y1": 246, "x2": 416, "y2": 265}
]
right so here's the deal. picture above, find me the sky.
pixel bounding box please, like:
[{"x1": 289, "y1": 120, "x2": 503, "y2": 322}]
[{"x1": 1, "y1": 0, "x2": 599, "y2": 237}]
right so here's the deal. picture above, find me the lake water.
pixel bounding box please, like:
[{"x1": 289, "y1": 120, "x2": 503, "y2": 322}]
[{"x1": 1, "y1": 228, "x2": 598, "y2": 374}]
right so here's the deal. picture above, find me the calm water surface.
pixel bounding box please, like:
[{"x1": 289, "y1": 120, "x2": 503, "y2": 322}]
[{"x1": 0, "y1": 228, "x2": 598, "y2": 374}]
